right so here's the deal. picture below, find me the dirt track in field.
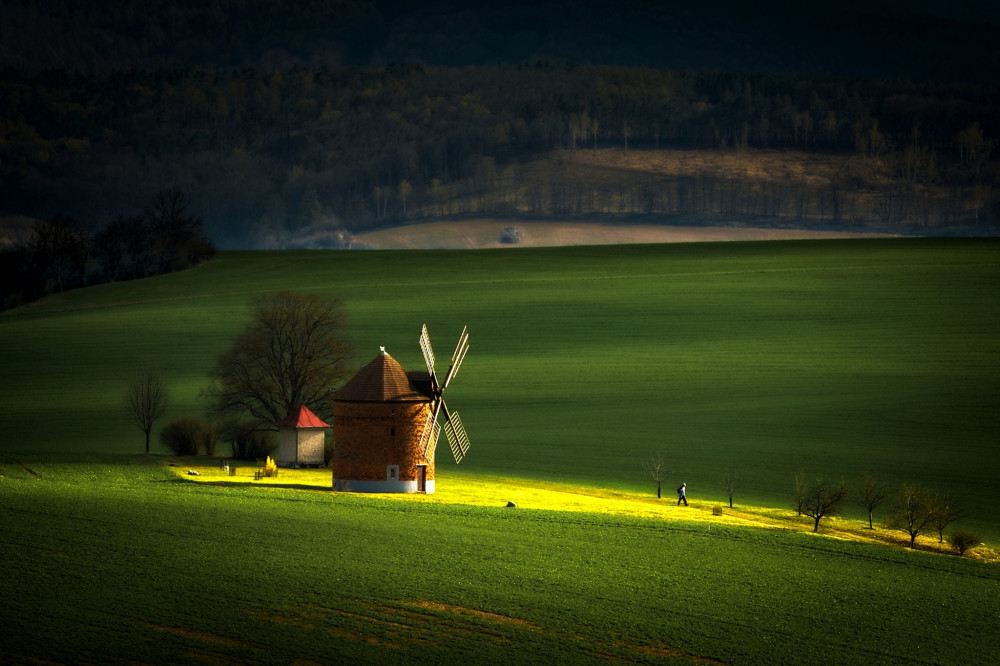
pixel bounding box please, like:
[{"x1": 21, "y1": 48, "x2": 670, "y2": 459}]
[{"x1": 352, "y1": 219, "x2": 894, "y2": 250}]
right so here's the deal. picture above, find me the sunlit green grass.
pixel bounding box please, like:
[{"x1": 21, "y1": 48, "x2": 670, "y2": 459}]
[{"x1": 2, "y1": 454, "x2": 998, "y2": 664}]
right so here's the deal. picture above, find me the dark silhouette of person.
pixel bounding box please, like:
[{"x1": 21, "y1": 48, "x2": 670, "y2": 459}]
[{"x1": 677, "y1": 482, "x2": 688, "y2": 506}]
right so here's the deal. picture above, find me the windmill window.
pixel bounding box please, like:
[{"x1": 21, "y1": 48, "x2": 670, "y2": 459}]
[{"x1": 387, "y1": 465, "x2": 399, "y2": 480}]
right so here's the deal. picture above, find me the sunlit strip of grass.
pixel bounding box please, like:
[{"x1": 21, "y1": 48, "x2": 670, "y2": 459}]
[{"x1": 171, "y1": 458, "x2": 999, "y2": 564}]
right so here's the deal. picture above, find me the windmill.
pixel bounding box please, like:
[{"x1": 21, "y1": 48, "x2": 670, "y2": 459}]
[
  {"x1": 331, "y1": 324, "x2": 472, "y2": 493},
  {"x1": 417, "y1": 324, "x2": 471, "y2": 464}
]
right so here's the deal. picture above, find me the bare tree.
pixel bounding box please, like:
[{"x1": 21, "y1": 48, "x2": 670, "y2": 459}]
[
  {"x1": 145, "y1": 187, "x2": 213, "y2": 272},
  {"x1": 125, "y1": 370, "x2": 168, "y2": 454},
  {"x1": 856, "y1": 471, "x2": 891, "y2": 529},
  {"x1": 887, "y1": 484, "x2": 935, "y2": 548},
  {"x1": 793, "y1": 470, "x2": 807, "y2": 516},
  {"x1": 642, "y1": 455, "x2": 668, "y2": 499},
  {"x1": 204, "y1": 291, "x2": 354, "y2": 429},
  {"x1": 722, "y1": 467, "x2": 739, "y2": 508},
  {"x1": 928, "y1": 490, "x2": 966, "y2": 543},
  {"x1": 800, "y1": 477, "x2": 849, "y2": 532}
]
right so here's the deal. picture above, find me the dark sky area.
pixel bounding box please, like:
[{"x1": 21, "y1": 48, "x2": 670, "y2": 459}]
[{"x1": 0, "y1": 0, "x2": 997, "y2": 82}]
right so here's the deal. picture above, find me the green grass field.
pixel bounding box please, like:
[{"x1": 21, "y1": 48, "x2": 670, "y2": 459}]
[{"x1": 2, "y1": 238, "x2": 999, "y2": 663}]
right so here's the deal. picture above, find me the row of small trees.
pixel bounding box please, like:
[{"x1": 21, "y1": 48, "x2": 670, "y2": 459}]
[
  {"x1": 643, "y1": 457, "x2": 979, "y2": 556},
  {"x1": 793, "y1": 472, "x2": 976, "y2": 554}
]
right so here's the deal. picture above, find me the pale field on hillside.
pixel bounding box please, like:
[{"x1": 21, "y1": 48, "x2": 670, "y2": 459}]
[
  {"x1": 353, "y1": 219, "x2": 891, "y2": 249},
  {"x1": 566, "y1": 147, "x2": 844, "y2": 184}
]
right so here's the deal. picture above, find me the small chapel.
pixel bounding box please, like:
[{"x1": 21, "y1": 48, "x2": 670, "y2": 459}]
[{"x1": 276, "y1": 404, "x2": 329, "y2": 468}]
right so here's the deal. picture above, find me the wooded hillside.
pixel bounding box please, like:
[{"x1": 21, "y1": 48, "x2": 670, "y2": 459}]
[{"x1": 2, "y1": 64, "x2": 997, "y2": 247}]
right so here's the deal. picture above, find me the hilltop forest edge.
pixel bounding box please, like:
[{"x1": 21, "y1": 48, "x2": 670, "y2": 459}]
[
  {"x1": 3, "y1": 64, "x2": 998, "y2": 251},
  {"x1": 4, "y1": 0, "x2": 1000, "y2": 313}
]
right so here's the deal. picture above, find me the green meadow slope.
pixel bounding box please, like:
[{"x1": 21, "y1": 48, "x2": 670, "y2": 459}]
[
  {"x1": 2, "y1": 456, "x2": 999, "y2": 665},
  {"x1": 1, "y1": 238, "x2": 999, "y2": 664},
  {"x1": 1, "y1": 238, "x2": 998, "y2": 537}
]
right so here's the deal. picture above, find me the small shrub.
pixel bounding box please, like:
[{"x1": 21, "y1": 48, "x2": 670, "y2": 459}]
[
  {"x1": 160, "y1": 417, "x2": 214, "y2": 456},
  {"x1": 263, "y1": 455, "x2": 277, "y2": 477},
  {"x1": 947, "y1": 531, "x2": 980, "y2": 556}
]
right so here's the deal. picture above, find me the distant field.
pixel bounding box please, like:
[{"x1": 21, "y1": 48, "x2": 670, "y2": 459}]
[
  {"x1": 352, "y1": 219, "x2": 891, "y2": 249},
  {"x1": 1, "y1": 238, "x2": 999, "y2": 663}
]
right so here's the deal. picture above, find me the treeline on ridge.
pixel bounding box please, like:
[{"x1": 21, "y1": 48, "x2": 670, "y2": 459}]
[
  {"x1": 1, "y1": 64, "x2": 998, "y2": 248},
  {"x1": 0, "y1": 188, "x2": 215, "y2": 310}
]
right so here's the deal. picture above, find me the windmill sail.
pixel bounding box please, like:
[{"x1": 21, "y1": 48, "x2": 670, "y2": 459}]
[
  {"x1": 419, "y1": 324, "x2": 437, "y2": 383},
  {"x1": 443, "y1": 411, "x2": 471, "y2": 464},
  {"x1": 425, "y1": 419, "x2": 442, "y2": 460},
  {"x1": 443, "y1": 326, "x2": 469, "y2": 389},
  {"x1": 418, "y1": 401, "x2": 441, "y2": 458},
  {"x1": 419, "y1": 323, "x2": 471, "y2": 464}
]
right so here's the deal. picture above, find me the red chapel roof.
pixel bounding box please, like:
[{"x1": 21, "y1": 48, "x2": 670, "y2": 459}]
[{"x1": 277, "y1": 404, "x2": 330, "y2": 428}]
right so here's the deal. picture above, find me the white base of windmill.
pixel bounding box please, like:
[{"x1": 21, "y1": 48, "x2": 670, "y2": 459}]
[{"x1": 333, "y1": 478, "x2": 435, "y2": 494}]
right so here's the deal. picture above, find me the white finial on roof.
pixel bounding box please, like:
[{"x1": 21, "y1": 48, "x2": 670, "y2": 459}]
[{"x1": 380, "y1": 346, "x2": 386, "y2": 354}]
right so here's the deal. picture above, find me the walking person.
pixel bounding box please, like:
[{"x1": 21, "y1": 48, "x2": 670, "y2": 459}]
[{"x1": 677, "y1": 482, "x2": 688, "y2": 506}]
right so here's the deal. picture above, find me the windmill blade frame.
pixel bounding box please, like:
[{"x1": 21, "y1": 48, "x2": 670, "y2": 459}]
[
  {"x1": 442, "y1": 408, "x2": 471, "y2": 464},
  {"x1": 442, "y1": 326, "x2": 469, "y2": 389},
  {"x1": 423, "y1": 418, "x2": 442, "y2": 461},
  {"x1": 418, "y1": 323, "x2": 472, "y2": 465},
  {"x1": 419, "y1": 324, "x2": 437, "y2": 386},
  {"x1": 418, "y1": 400, "x2": 442, "y2": 458}
]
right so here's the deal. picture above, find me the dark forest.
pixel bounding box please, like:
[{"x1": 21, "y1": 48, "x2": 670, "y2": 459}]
[{"x1": 1, "y1": 0, "x2": 997, "y2": 301}]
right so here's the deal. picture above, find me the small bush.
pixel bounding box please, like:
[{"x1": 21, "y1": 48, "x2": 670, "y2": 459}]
[
  {"x1": 263, "y1": 456, "x2": 277, "y2": 477},
  {"x1": 947, "y1": 531, "x2": 980, "y2": 556},
  {"x1": 160, "y1": 417, "x2": 214, "y2": 456}
]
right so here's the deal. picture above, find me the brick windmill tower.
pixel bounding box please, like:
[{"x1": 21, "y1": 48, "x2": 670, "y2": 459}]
[{"x1": 332, "y1": 325, "x2": 470, "y2": 493}]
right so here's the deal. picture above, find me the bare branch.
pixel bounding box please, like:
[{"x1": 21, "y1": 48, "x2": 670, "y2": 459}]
[
  {"x1": 722, "y1": 467, "x2": 739, "y2": 509},
  {"x1": 124, "y1": 370, "x2": 167, "y2": 454},
  {"x1": 799, "y1": 477, "x2": 848, "y2": 532},
  {"x1": 203, "y1": 291, "x2": 353, "y2": 430},
  {"x1": 642, "y1": 455, "x2": 668, "y2": 499},
  {"x1": 856, "y1": 471, "x2": 891, "y2": 529},
  {"x1": 886, "y1": 484, "x2": 936, "y2": 548}
]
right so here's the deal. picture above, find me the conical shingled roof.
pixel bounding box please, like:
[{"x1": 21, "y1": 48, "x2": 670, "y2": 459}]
[
  {"x1": 277, "y1": 404, "x2": 329, "y2": 429},
  {"x1": 333, "y1": 350, "x2": 430, "y2": 402}
]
